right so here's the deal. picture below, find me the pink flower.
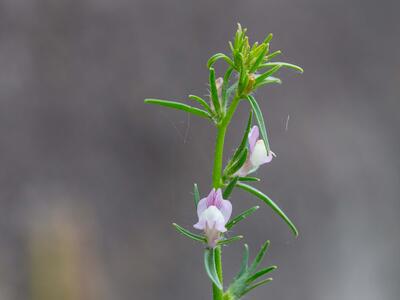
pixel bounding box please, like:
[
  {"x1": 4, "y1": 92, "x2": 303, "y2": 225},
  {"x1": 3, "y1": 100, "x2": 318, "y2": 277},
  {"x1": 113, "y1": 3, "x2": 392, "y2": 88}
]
[
  {"x1": 236, "y1": 125, "x2": 276, "y2": 177},
  {"x1": 194, "y1": 188, "x2": 232, "y2": 248}
]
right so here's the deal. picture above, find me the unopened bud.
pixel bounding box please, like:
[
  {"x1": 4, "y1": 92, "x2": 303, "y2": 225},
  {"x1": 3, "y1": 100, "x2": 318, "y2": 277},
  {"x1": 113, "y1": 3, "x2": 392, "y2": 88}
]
[{"x1": 245, "y1": 73, "x2": 256, "y2": 93}]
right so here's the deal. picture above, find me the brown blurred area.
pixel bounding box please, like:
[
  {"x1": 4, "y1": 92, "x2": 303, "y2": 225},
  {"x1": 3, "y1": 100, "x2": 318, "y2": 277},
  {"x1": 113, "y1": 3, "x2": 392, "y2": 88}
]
[{"x1": 0, "y1": 0, "x2": 399, "y2": 299}]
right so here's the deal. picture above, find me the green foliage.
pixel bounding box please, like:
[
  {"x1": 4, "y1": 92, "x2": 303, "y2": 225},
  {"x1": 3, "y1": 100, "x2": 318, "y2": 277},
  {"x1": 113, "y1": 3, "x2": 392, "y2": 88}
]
[
  {"x1": 172, "y1": 223, "x2": 206, "y2": 243},
  {"x1": 205, "y1": 248, "x2": 223, "y2": 290},
  {"x1": 236, "y1": 183, "x2": 299, "y2": 236},
  {"x1": 189, "y1": 95, "x2": 213, "y2": 115},
  {"x1": 224, "y1": 242, "x2": 277, "y2": 299},
  {"x1": 246, "y1": 95, "x2": 271, "y2": 154},
  {"x1": 144, "y1": 99, "x2": 211, "y2": 119},
  {"x1": 223, "y1": 111, "x2": 252, "y2": 179},
  {"x1": 193, "y1": 183, "x2": 200, "y2": 208},
  {"x1": 223, "y1": 176, "x2": 239, "y2": 199},
  {"x1": 238, "y1": 176, "x2": 260, "y2": 182},
  {"x1": 226, "y1": 206, "x2": 259, "y2": 230},
  {"x1": 209, "y1": 67, "x2": 222, "y2": 115},
  {"x1": 223, "y1": 148, "x2": 248, "y2": 178},
  {"x1": 218, "y1": 235, "x2": 244, "y2": 246}
]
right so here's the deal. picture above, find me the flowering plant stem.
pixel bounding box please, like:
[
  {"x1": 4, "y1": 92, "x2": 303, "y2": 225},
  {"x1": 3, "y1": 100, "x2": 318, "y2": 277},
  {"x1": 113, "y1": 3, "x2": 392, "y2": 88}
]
[
  {"x1": 211, "y1": 94, "x2": 241, "y2": 300},
  {"x1": 145, "y1": 24, "x2": 303, "y2": 300}
]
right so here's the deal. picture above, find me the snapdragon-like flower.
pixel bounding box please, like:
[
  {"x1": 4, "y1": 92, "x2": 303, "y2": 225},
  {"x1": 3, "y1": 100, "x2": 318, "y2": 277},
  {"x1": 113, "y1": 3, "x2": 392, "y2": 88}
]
[
  {"x1": 194, "y1": 188, "x2": 232, "y2": 248},
  {"x1": 236, "y1": 125, "x2": 276, "y2": 177}
]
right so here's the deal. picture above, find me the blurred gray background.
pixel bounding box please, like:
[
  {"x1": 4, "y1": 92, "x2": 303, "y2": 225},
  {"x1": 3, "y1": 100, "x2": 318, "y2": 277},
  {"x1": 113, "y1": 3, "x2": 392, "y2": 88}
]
[{"x1": 0, "y1": 0, "x2": 399, "y2": 299}]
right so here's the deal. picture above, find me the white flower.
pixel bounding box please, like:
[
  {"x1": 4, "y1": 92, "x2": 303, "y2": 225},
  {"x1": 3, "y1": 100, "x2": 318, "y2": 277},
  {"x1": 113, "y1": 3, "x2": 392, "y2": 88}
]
[
  {"x1": 236, "y1": 126, "x2": 276, "y2": 177},
  {"x1": 193, "y1": 188, "x2": 232, "y2": 248}
]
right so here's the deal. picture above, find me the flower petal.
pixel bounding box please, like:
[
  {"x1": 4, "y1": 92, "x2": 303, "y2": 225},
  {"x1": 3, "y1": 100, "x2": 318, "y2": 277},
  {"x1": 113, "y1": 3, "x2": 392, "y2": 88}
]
[
  {"x1": 193, "y1": 218, "x2": 206, "y2": 230},
  {"x1": 197, "y1": 197, "x2": 208, "y2": 218},
  {"x1": 195, "y1": 206, "x2": 225, "y2": 231},
  {"x1": 250, "y1": 140, "x2": 274, "y2": 167},
  {"x1": 235, "y1": 159, "x2": 252, "y2": 177},
  {"x1": 215, "y1": 218, "x2": 227, "y2": 233},
  {"x1": 206, "y1": 188, "x2": 216, "y2": 207},
  {"x1": 212, "y1": 189, "x2": 232, "y2": 223},
  {"x1": 219, "y1": 200, "x2": 232, "y2": 224},
  {"x1": 248, "y1": 126, "x2": 259, "y2": 153},
  {"x1": 214, "y1": 188, "x2": 223, "y2": 207}
]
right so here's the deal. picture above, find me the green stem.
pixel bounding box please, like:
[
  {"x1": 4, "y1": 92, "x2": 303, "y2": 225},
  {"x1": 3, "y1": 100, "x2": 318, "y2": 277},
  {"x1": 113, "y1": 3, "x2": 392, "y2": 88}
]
[
  {"x1": 212, "y1": 125, "x2": 227, "y2": 188},
  {"x1": 212, "y1": 94, "x2": 241, "y2": 187},
  {"x1": 211, "y1": 94, "x2": 241, "y2": 300},
  {"x1": 212, "y1": 246, "x2": 223, "y2": 300}
]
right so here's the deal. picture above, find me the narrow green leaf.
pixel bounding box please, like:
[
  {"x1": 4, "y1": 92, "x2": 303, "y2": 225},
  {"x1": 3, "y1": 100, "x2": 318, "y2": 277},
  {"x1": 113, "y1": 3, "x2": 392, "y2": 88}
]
[
  {"x1": 172, "y1": 223, "x2": 206, "y2": 243},
  {"x1": 250, "y1": 43, "x2": 269, "y2": 72},
  {"x1": 247, "y1": 266, "x2": 277, "y2": 283},
  {"x1": 249, "y1": 240, "x2": 270, "y2": 272},
  {"x1": 204, "y1": 248, "x2": 223, "y2": 290},
  {"x1": 144, "y1": 99, "x2": 211, "y2": 119},
  {"x1": 237, "y1": 53, "x2": 248, "y2": 93},
  {"x1": 236, "y1": 182, "x2": 299, "y2": 236},
  {"x1": 250, "y1": 41, "x2": 260, "y2": 53},
  {"x1": 223, "y1": 176, "x2": 239, "y2": 199},
  {"x1": 217, "y1": 235, "x2": 244, "y2": 246},
  {"x1": 226, "y1": 206, "x2": 259, "y2": 230},
  {"x1": 241, "y1": 278, "x2": 273, "y2": 296},
  {"x1": 238, "y1": 176, "x2": 260, "y2": 182},
  {"x1": 188, "y1": 95, "x2": 212, "y2": 114},
  {"x1": 265, "y1": 50, "x2": 281, "y2": 61},
  {"x1": 263, "y1": 33, "x2": 273, "y2": 44},
  {"x1": 259, "y1": 62, "x2": 304, "y2": 73},
  {"x1": 233, "y1": 51, "x2": 241, "y2": 69},
  {"x1": 246, "y1": 95, "x2": 270, "y2": 153},
  {"x1": 254, "y1": 65, "x2": 282, "y2": 86},
  {"x1": 254, "y1": 76, "x2": 282, "y2": 88},
  {"x1": 228, "y1": 41, "x2": 234, "y2": 53},
  {"x1": 207, "y1": 53, "x2": 234, "y2": 69},
  {"x1": 209, "y1": 68, "x2": 221, "y2": 114},
  {"x1": 234, "y1": 24, "x2": 242, "y2": 49},
  {"x1": 193, "y1": 183, "x2": 200, "y2": 208},
  {"x1": 237, "y1": 244, "x2": 249, "y2": 278},
  {"x1": 224, "y1": 148, "x2": 247, "y2": 177},
  {"x1": 239, "y1": 69, "x2": 249, "y2": 94},
  {"x1": 222, "y1": 67, "x2": 234, "y2": 107},
  {"x1": 227, "y1": 110, "x2": 252, "y2": 168}
]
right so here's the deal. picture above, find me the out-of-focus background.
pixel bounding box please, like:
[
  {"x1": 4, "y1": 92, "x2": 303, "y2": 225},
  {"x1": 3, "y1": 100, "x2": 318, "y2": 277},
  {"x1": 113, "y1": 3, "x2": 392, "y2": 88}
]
[{"x1": 1, "y1": 0, "x2": 399, "y2": 299}]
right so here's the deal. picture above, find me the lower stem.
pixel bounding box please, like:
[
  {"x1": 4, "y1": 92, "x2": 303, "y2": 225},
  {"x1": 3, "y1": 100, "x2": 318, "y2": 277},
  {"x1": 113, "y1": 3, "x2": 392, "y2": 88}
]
[
  {"x1": 212, "y1": 246, "x2": 223, "y2": 300},
  {"x1": 211, "y1": 94, "x2": 241, "y2": 300}
]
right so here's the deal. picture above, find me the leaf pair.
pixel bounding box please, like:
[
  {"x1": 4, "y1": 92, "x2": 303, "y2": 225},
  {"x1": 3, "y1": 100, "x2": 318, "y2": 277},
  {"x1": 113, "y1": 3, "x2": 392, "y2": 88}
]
[
  {"x1": 173, "y1": 223, "x2": 243, "y2": 246},
  {"x1": 225, "y1": 241, "x2": 277, "y2": 298}
]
